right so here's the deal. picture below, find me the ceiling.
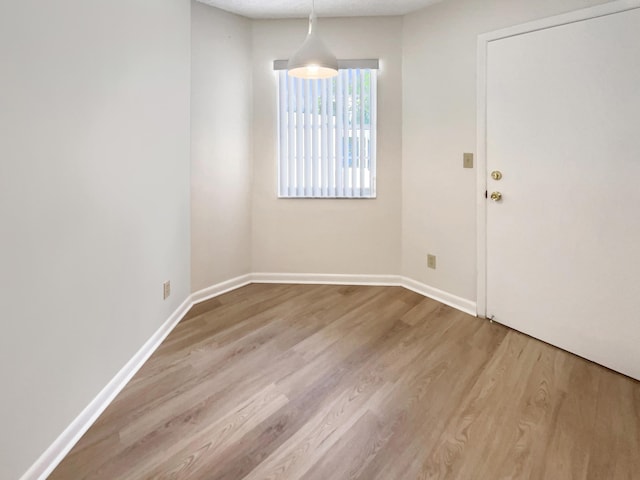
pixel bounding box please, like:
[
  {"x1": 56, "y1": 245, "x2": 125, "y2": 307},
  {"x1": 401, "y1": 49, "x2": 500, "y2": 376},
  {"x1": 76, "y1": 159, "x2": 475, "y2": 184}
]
[{"x1": 196, "y1": 0, "x2": 443, "y2": 19}]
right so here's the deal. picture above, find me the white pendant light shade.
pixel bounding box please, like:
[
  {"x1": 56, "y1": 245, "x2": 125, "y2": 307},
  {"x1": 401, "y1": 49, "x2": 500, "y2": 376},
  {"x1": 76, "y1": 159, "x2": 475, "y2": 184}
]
[{"x1": 287, "y1": 11, "x2": 338, "y2": 79}]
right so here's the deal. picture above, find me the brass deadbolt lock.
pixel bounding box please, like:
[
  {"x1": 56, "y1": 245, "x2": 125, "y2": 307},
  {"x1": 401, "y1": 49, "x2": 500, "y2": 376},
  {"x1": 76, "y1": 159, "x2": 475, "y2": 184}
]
[{"x1": 491, "y1": 170, "x2": 503, "y2": 180}]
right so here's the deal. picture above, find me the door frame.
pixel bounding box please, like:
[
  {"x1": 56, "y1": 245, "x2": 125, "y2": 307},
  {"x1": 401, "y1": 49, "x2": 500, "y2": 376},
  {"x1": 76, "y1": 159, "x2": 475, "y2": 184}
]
[{"x1": 475, "y1": 0, "x2": 640, "y2": 318}]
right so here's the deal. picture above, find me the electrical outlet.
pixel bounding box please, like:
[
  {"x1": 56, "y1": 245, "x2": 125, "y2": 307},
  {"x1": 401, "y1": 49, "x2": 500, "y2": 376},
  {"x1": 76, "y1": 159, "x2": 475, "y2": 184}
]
[
  {"x1": 163, "y1": 281, "x2": 171, "y2": 300},
  {"x1": 463, "y1": 152, "x2": 474, "y2": 168},
  {"x1": 427, "y1": 254, "x2": 437, "y2": 269}
]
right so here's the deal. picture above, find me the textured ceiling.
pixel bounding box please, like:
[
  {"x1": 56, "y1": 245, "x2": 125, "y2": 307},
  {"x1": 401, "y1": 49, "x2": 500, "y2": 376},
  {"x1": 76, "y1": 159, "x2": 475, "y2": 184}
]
[{"x1": 196, "y1": 0, "x2": 443, "y2": 19}]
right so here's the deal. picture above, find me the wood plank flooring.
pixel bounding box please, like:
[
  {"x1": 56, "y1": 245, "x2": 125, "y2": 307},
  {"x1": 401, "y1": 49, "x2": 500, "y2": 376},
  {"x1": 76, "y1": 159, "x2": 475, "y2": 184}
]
[{"x1": 50, "y1": 284, "x2": 640, "y2": 479}]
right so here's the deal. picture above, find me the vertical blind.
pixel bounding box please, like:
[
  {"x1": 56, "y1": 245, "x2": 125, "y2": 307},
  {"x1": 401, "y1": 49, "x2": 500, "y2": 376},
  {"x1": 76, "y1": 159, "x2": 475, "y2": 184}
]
[{"x1": 276, "y1": 67, "x2": 377, "y2": 198}]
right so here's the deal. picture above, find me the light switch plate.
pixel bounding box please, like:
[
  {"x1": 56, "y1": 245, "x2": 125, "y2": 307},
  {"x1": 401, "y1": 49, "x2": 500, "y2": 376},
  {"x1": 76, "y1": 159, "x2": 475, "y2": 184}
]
[{"x1": 463, "y1": 153, "x2": 474, "y2": 168}]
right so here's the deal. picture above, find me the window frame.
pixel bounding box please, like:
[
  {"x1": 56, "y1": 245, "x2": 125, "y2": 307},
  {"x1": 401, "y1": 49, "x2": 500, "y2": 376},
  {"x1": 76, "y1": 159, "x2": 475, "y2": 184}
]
[{"x1": 274, "y1": 59, "x2": 379, "y2": 199}]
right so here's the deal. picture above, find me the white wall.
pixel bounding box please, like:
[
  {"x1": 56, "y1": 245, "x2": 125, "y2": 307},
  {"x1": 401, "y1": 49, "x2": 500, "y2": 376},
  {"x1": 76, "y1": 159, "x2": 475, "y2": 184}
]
[
  {"x1": 402, "y1": 0, "x2": 611, "y2": 302},
  {"x1": 0, "y1": 1, "x2": 191, "y2": 478},
  {"x1": 251, "y1": 17, "x2": 403, "y2": 275},
  {"x1": 191, "y1": 2, "x2": 253, "y2": 292}
]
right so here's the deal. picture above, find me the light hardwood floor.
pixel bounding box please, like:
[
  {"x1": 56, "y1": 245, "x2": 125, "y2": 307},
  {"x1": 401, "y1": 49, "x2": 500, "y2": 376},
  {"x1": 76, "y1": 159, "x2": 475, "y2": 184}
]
[{"x1": 50, "y1": 284, "x2": 640, "y2": 479}]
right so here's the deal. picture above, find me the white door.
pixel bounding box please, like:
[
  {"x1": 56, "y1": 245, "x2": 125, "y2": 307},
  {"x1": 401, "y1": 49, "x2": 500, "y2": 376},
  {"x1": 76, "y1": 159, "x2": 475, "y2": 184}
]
[{"x1": 485, "y1": 5, "x2": 640, "y2": 380}]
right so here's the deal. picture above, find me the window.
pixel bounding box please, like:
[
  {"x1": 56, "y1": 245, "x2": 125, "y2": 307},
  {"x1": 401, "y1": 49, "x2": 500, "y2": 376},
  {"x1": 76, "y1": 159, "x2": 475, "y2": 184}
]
[{"x1": 275, "y1": 62, "x2": 378, "y2": 198}]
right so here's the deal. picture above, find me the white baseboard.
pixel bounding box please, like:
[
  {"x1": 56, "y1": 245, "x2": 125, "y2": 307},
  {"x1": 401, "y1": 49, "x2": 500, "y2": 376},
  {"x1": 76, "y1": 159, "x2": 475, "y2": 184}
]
[
  {"x1": 400, "y1": 276, "x2": 477, "y2": 316},
  {"x1": 20, "y1": 295, "x2": 193, "y2": 480},
  {"x1": 21, "y1": 272, "x2": 475, "y2": 480},
  {"x1": 190, "y1": 274, "x2": 253, "y2": 305},
  {"x1": 252, "y1": 273, "x2": 476, "y2": 316},
  {"x1": 20, "y1": 274, "x2": 252, "y2": 480},
  {"x1": 251, "y1": 272, "x2": 402, "y2": 286}
]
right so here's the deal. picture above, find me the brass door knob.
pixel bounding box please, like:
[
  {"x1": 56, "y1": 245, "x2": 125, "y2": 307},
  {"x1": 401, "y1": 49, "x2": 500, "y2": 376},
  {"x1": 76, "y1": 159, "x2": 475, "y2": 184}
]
[{"x1": 490, "y1": 191, "x2": 503, "y2": 202}]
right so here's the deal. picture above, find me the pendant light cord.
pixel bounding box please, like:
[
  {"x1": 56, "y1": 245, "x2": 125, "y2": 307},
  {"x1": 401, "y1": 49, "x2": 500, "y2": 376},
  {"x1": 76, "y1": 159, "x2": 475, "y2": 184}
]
[{"x1": 308, "y1": 0, "x2": 316, "y2": 35}]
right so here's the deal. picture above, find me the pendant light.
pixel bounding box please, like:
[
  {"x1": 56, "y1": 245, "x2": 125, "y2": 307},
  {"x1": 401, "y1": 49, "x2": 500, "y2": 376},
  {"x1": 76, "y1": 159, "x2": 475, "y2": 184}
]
[{"x1": 287, "y1": 0, "x2": 339, "y2": 79}]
